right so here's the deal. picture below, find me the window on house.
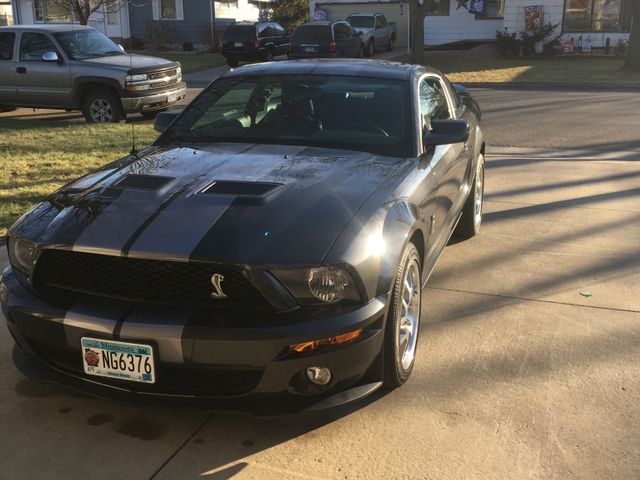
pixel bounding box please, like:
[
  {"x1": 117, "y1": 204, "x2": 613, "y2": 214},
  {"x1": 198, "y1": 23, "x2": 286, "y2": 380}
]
[
  {"x1": 425, "y1": 0, "x2": 450, "y2": 16},
  {"x1": 0, "y1": 32, "x2": 15, "y2": 60},
  {"x1": 152, "y1": 0, "x2": 183, "y2": 21},
  {"x1": 484, "y1": 0, "x2": 505, "y2": 18},
  {"x1": 106, "y1": 2, "x2": 118, "y2": 25},
  {"x1": 33, "y1": 0, "x2": 73, "y2": 22},
  {"x1": 564, "y1": 0, "x2": 631, "y2": 32}
]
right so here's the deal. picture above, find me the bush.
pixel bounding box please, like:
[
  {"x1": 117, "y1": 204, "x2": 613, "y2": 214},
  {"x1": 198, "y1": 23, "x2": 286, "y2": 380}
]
[
  {"x1": 496, "y1": 23, "x2": 559, "y2": 57},
  {"x1": 520, "y1": 23, "x2": 559, "y2": 56},
  {"x1": 182, "y1": 41, "x2": 193, "y2": 52},
  {"x1": 496, "y1": 31, "x2": 520, "y2": 56},
  {"x1": 124, "y1": 37, "x2": 144, "y2": 50}
]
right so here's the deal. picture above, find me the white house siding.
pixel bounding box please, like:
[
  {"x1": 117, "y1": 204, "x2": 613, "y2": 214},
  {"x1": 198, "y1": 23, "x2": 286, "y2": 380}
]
[
  {"x1": 504, "y1": 0, "x2": 629, "y2": 48},
  {"x1": 424, "y1": 3, "x2": 503, "y2": 46},
  {"x1": 215, "y1": 0, "x2": 260, "y2": 22}
]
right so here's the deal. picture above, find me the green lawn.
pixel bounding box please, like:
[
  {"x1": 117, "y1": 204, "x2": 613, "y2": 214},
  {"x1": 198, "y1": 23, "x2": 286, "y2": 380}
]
[
  {"x1": 0, "y1": 116, "x2": 157, "y2": 236},
  {"x1": 393, "y1": 52, "x2": 640, "y2": 84},
  {"x1": 136, "y1": 51, "x2": 226, "y2": 74}
]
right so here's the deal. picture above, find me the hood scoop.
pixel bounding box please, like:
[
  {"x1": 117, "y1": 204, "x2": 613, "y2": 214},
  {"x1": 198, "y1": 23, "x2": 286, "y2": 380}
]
[
  {"x1": 200, "y1": 181, "x2": 283, "y2": 198},
  {"x1": 115, "y1": 174, "x2": 174, "y2": 191}
]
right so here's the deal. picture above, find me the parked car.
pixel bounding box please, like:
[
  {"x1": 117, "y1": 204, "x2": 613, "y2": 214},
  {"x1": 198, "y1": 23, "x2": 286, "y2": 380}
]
[
  {"x1": 289, "y1": 21, "x2": 364, "y2": 59},
  {"x1": 220, "y1": 21, "x2": 289, "y2": 67},
  {"x1": 346, "y1": 12, "x2": 397, "y2": 57},
  {"x1": 2, "y1": 59, "x2": 485, "y2": 414},
  {"x1": 0, "y1": 25, "x2": 186, "y2": 123}
]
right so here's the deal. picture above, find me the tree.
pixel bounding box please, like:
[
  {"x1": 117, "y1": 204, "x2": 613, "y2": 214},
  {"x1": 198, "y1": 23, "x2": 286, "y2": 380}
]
[
  {"x1": 409, "y1": 1, "x2": 428, "y2": 64},
  {"x1": 49, "y1": 0, "x2": 121, "y2": 26},
  {"x1": 623, "y1": 0, "x2": 640, "y2": 72},
  {"x1": 271, "y1": 0, "x2": 308, "y2": 33}
]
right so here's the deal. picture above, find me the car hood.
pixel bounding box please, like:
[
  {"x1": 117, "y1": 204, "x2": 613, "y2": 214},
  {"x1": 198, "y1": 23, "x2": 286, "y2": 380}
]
[
  {"x1": 80, "y1": 53, "x2": 179, "y2": 72},
  {"x1": 12, "y1": 143, "x2": 403, "y2": 265}
]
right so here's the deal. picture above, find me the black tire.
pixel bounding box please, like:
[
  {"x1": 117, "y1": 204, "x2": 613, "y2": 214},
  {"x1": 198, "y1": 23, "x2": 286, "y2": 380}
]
[
  {"x1": 367, "y1": 39, "x2": 375, "y2": 57},
  {"x1": 456, "y1": 153, "x2": 485, "y2": 239},
  {"x1": 386, "y1": 35, "x2": 395, "y2": 51},
  {"x1": 82, "y1": 88, "x2": 123, "y2": 124},
  {"x1": 264, "y1": 47, "x2": 274, "y2": 62},
  {"x1": 0, "y1": 105, "x2": 17, "y2": 113},
  {"x1": 227, "y1": 57, "x2": 238, "y2": 68},
  {"x1": 358, "y1": 45, "x2": 364, "y2": 58},
  {"x1": 383, "y1": 242, "x2": 422, "y2": 389},
  {"x1": 141, "y1": 109, "x2": 166, "y2": 119}
]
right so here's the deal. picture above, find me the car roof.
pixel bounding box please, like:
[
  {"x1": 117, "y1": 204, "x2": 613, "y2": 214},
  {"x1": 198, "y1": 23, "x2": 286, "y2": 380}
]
[
  {"x1": 299, "y1": 21, "x2": 345, "y2": 27},
  {"x1": 0, "y1": 24, "x2": 94, "y2": 33},
  {"x1": 225, "y1": 59, "x2": 436, "y2": 81},
  {"x1": 347, "y1": 13, "x2": 382, "y2": 16}
]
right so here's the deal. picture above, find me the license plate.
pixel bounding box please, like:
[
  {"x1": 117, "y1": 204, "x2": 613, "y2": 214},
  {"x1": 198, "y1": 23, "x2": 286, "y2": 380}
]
[
  {"x1": 305, "y1": 47, "x2": 317, "y2": 53},
  {"x1": 167, "y1": 93, "x2": 177, "y2": 103},
  {"x1": 81, "y1": 337, "x2": 155, "y2": 384},
  {"x1": 234, "y1": 42, "x2": 243, "y2": 47}
]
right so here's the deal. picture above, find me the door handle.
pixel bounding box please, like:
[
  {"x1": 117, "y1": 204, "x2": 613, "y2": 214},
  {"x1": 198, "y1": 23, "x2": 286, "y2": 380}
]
[{"x1": 16, "y1": 67, "x2": 27, "y2": 74}]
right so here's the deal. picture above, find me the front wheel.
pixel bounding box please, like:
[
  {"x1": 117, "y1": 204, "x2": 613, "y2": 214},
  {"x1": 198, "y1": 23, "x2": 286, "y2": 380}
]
[
  {"x1": 383, "y1": 242, "x2": 422, "y2": 389},
  {"x1": 264, "y1": 48, "x2": 274, "y2": 62},
  {"x1": 367, "y1": 39, "x2": 375, "y2": 57},
  {"x1": 455, "y1": 153, "x2": 485, "y2": 239},
  {"x1": 82, "y1": 89, "x2": 123, "y2": 124}
]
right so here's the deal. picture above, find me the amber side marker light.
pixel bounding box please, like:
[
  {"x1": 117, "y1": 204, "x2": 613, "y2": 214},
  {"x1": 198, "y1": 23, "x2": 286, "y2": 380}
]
[{"x1": 290, "y1": 328, "x2": 363, "y2": 354}]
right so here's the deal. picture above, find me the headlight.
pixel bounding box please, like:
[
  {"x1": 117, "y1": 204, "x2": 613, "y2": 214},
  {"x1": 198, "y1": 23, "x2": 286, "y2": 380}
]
[
  {"x1": 125, "y1": 73, "x2": 148, "y2": 82},
  {"x1": 126, "y1": 83, "x2": 151, "y2": 92},
  {"x1": 7, "y1": 237, "x2": 37, "y2": 277},
  {"x1": 176, "y1": 66, "x2": 181, "y2": 75},
  {"x1": 272, "y1": 267, "x2": 362, "y2": 305}
]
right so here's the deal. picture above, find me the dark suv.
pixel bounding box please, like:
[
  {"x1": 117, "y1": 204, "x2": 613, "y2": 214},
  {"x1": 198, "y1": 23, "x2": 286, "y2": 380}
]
[
  {"x1": 289, "y1": 21, "x2": 363, "y2": 59},
  {"x1": 220, "y1": 22, "x2": 289, "y2": 68}
]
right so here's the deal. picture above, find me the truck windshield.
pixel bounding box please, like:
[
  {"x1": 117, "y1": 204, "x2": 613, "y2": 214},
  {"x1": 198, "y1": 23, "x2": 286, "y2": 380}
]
[
  {"x1": 347, "y1": 16, "x2": 375, "y2": 28},
  {"x1": 162, "y1": 74, "x2": 412, "y2": 157},
  {"x1": 54, "y1": 30, "x2": 124, "y2": 60}
]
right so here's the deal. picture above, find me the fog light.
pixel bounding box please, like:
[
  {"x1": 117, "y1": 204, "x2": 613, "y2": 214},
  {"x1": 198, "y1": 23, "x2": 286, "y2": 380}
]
[{"x1": 306, "y1": 366, "x2": 332, "y2": 386}]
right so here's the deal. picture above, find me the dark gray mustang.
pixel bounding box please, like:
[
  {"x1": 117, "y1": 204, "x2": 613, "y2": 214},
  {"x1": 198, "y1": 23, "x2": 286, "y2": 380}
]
[{"x1": 1, "y1": 60, "x2": 485, "y2": 414}]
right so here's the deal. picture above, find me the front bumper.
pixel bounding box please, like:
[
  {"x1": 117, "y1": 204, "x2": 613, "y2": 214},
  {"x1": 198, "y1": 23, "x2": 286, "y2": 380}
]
[
  {"x1": 1, "y1": 267, "x2": 387, "y2": 414},
  {"x1": 120, "y1": 82, "x2": 187, "y2": 113}
]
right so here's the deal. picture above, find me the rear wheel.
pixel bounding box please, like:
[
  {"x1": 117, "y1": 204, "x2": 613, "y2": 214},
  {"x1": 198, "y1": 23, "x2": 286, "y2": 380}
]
[
  {"x1": 264, "y1": 47, "x2": 274, "y2": 62},
  {"x1": 456, "y1": 153, "x2": 485, "y2": 239},
  {"x1": 82, "y1": 88, "x2": 122, "y2": 124},
  {"x1": 383, "y1": 242, "x2": 422, "y2": 388},
  {"x1": 386, "y1": 34, "x2": 395, "y2": 51},
  {"x1": 226, "y1": 57, "x2": 238, "y2": 68}
]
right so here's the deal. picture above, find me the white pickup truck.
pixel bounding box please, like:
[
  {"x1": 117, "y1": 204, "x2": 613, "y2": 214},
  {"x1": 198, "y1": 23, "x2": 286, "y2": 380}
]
[{"x1": 346, "y1": 12, "x2": 397, "y2": 57}]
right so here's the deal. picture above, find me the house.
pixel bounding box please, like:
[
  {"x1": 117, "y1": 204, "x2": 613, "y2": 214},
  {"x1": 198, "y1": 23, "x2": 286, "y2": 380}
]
[
  {"x1": 8, "y1": 0, "x2": 265, "y2": 46},
  {"x1": 310, "y1": 0, "x2": 633, "y2": 49}
]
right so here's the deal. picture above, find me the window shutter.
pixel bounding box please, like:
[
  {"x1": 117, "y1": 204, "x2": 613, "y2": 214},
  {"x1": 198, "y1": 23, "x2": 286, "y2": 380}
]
[
  {"x1": 175, "y1": 0, "x2": 184, "y2": 20},
  {"x1": 151, "y1": 0, "x2": 160, "y2": 20}
]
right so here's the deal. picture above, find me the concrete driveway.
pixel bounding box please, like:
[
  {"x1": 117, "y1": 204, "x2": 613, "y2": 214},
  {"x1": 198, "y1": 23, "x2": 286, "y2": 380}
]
[{"x1": 1, "y1": 87, "x2": 639, "y2": 479}]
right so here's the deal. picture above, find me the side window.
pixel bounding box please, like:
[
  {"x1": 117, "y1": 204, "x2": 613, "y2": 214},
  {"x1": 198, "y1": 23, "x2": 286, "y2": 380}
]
[
  {"x1": 0, "y1": 32, "x2": 15, "y2": 61},
  {"x1": 19, "y1": 32, "x2": 57, "y2": 61},
  {"x1": 259, "y1": 25, "x2": 275, "y2": 38},
  {"x1": 419, "y1": 77, "x2": 451, "y2": 126},
  {"x1": 335, "y1": 24, "x2": 348, "y2": 40},
  {"x1": 375, "y1": 15, "x2": 386, "y2": 28},
  {"x1": 274, "y1": 24, "x2": 286, "y2": 36}
]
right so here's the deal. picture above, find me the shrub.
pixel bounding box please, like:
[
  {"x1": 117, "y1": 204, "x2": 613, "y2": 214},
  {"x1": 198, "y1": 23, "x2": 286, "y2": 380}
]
[{"x1": 182, "y1": 41, "x2": 193, "y2": 52}]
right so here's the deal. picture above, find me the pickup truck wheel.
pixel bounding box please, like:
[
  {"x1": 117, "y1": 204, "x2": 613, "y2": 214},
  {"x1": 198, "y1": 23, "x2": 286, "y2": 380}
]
[
  {"x1": 82, "y1": 89, "x2": 122, "y2": 124},
  {"x1": 227, "y1": 57, "x2": 238, "y2": 68},
  {"x1": 358, "y1": 45, "x2": 364, "y2": 58},
  {"x1": 383, "y1": 242, "x2": 422, "y2": 389},
  {"x1": 264, "y1": 48, "x2": 274, "y2": 62},
  {"x1": 386, "y1": 35, "x2": 395, "y2": 51},
  {"x1": 456, "y1": 153, "x2": 485, "y2": 239},
  {"x1": 0, "y1": 105, "x2": 16, "y2": 113},
  {"x1": 367, "y1": 39, "x2": 375, "y2": 57}
]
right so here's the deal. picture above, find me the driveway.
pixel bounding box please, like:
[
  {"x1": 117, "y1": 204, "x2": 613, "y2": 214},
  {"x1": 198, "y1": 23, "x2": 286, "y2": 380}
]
[{"x1": 1, "y1": 87, "x2": 639, "y2": 479}]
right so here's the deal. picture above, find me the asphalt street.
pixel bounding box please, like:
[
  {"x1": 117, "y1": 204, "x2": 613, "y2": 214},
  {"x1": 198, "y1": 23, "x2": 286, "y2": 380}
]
[{"x1": 0, "y1": 84, "x2": 639, "y2": 479}]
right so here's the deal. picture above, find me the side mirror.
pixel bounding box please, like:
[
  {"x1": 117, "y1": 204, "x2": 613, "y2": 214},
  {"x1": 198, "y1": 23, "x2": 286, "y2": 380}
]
[
  {"x1": 423, "y1": 119, "x2": 469, "y2": 146},
  {"x1": 42, "y1": 51, "x2": 60, "y2": 62},
  {"x1": 153, "y1": 110, "x2": 180, "y2": 133},
  {"x1": 118, "y1": 44, "x2": 125, "y2": 52}
]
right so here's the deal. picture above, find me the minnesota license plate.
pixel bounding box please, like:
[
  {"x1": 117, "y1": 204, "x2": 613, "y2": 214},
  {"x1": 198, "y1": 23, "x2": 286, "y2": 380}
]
[
  {"x1": 234, "y1": 42, "x2": 243, "y2": 47},
  {"x1": 167, "y1": 92, "x2": 177, "y2": 103},
  {"x1": 305, "y1": 46, "x2": 317, "y2": 53},
  {"x1": 81, "y1": 337, "x2": 155, "y2": 384}
]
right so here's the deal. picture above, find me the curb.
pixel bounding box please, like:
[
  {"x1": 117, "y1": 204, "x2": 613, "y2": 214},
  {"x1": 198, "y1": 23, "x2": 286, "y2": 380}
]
[{"x1": 463, "y1": 82, "x2": 640, "y2": 92}]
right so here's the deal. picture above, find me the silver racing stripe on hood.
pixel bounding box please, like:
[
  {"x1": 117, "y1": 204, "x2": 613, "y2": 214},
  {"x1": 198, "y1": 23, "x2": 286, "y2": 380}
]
[{"x1": 63, "y1": 296, "x2": 132, "y2": 350}]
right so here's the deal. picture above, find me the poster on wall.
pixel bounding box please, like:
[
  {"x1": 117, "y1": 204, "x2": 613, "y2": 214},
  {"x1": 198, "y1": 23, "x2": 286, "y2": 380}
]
[
  {"x1": 469, "y1": 0, "x2": 486, "y2": 15},
  {"x1": 313, "y1": 6, "x2": 328, "y2": 21},
  {"x1": 524, "y1": 5, "x2": 544, "y2": 31}
]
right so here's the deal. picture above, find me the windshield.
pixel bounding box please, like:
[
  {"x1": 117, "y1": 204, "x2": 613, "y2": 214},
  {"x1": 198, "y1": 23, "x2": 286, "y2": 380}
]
[
  {"x1": 162, "y1": 75, "x2": 411, "y2": 157},
  {"x1": 54, "y1": 30, "x2": 124, "y2": 60},
  {"x1": 347, "y1": 16, "x2": 375, "y2": 28},
  {"x1": 291, "y1": 26, "x2": 332, "y2": 44}
]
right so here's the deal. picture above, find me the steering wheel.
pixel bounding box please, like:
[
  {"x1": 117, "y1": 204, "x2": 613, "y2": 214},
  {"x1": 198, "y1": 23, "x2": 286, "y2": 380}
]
[{"x1": 343, "y1": 123, "x2": 390, "y2": 137}]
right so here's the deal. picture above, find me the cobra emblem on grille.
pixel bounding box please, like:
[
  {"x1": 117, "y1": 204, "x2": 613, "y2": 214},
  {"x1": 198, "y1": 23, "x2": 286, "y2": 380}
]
[{"x1": 210, "y1": 273, "x2": 227, "y2": 299}]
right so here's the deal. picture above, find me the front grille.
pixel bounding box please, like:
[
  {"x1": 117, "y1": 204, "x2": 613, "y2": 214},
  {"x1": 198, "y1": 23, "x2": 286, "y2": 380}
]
[
  {"x1": 33, "y1": 250, "x2": 273, "y2": 310},
  {"x1": 148, "y1": 69, "x2": 177, "y2": 80},
  {"x1": 28, "y1": 338, "x2": 263, "y2": 397}
]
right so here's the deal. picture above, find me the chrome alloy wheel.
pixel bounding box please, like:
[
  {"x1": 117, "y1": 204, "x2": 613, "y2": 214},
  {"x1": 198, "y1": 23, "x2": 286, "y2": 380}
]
[
  {"x1": 395, "y1": 257, "x2": 421, "y2": 373},
  {"x1": 89, "y1": 98, "x2": 114, "y2": 123},
  {"x1": 474, "y1": 157, "x2": 485, "y2": 227}
]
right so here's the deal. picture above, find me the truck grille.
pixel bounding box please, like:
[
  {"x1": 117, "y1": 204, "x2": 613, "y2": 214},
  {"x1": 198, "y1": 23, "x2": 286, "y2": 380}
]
[
  {"x1": 148, "y1": 68, "x2": 177, "y2": 80},
  {"x1": 147, "y1": 68, "x2": 180, "y2": 90},
  {"x1": 33, "y1": 249, "x2": 274, "y2": 310}
]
